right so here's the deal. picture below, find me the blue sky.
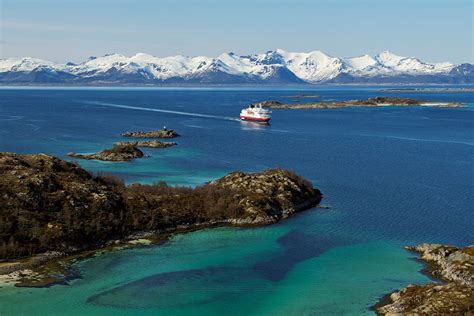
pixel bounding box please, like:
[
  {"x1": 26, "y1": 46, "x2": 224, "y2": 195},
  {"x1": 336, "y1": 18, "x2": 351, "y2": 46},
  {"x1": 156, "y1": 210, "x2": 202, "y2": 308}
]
[{"x1": 0, "y1": 0, "x2": 472, "y2": 63}]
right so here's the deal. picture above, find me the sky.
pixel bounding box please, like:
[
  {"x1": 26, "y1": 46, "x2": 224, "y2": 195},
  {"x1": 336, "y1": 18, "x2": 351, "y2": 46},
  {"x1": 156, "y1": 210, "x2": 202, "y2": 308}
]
[{"x1": 0, "y1": 0, "x2": 472, "y2": 64}]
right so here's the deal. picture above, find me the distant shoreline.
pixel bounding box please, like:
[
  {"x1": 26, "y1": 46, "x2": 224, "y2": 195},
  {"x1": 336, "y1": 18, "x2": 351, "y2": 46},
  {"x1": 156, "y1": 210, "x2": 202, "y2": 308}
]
[
  {"x1": 381, "y1": 88, "x2": 474, "y2": 92},
  {"x1": 258, "y1": 97, "x2": 465, "y2": 109},
  {"x1": 1, "y1": 83, "x2": 474, "y2": 89}
]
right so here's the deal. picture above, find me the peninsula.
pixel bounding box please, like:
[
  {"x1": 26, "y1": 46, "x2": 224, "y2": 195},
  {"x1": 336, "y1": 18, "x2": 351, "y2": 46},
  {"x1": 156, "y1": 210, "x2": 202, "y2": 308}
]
[
  {"x1": 0, "y1": 152, "x2": 321, "y2": 284},
  {"x1": 258, "y1": 97, "x2": 464, "y2": 109},
  {"x1": 376, "y1": 243, "x2": 474, "y2": 315}
]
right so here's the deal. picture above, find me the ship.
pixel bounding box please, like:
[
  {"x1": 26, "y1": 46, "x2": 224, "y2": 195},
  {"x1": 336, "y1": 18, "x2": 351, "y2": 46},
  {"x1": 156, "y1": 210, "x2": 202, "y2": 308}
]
[{"x1": 240, "y1": 103, "x2": 272, "y2": 123}]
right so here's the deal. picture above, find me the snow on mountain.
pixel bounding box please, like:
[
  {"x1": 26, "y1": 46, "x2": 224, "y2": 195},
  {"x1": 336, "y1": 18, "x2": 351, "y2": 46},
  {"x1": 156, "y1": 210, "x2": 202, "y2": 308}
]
[
  {"x1": 276, "y1": 49, "x2": 347, "y2": 82},
  {"x1": 374, "y1": 51, "x2": 454, "y2": 74},
  {"x1": 345, "y1": 54, "x2": 378, "y2": 71},
  {"x1": 217, "y1": 52, "x2": 260, "y2": 75},
  {"x1": 0, "y1": 57, "x2": 65, "y2": 73},
  {"x1": 0, "y1": 50, "x2": 470, "y2": 84}
]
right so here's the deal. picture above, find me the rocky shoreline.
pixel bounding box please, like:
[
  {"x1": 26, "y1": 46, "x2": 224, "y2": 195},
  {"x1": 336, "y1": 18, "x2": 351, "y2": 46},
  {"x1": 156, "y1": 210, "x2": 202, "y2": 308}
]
[
  {"x1": 375, "y1": 243, "x2": 474, "y2": 315},
  {"x1": 0, "y1": 152, "x2": 322, "y2": 286},
  {"x1": 258, "y1": 97, "x2": 464, "y2": 109},
  {"x1": 68, "y1": 144, "x2": 145, "y2": 161}
]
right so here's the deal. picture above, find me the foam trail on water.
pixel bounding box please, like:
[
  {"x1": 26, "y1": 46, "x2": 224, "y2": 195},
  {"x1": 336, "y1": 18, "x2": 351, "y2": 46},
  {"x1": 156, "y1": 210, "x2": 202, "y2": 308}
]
[
  {"x1": 83, "y1": 101, "x2": 240, "y2": 121},
  {"x1": 354, "y1": 133, "x2": 474, "y2": 146}
]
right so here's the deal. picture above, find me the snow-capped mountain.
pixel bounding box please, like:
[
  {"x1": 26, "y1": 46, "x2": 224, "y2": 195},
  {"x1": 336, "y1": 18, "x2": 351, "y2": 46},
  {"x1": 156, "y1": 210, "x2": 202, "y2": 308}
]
[{"x1": 0, "y1": 50, "x2": 472, "y2": 85}]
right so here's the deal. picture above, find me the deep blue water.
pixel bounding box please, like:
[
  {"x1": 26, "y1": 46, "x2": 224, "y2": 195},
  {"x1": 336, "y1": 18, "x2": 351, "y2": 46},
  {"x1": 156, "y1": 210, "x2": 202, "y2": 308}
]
[{"x1": 0, "y1": 86, "x2": 473, "y2": 315}]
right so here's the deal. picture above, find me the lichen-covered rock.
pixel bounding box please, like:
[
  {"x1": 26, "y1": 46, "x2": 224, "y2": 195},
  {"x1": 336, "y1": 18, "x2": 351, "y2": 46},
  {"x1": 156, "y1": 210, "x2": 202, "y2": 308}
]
[
  {"x1": 209, "y1": 169, "x2": 321, "y2": 223},
  {"x1": 406, "y1": 243, "x2": 474, "y2": 287},
  {"x1": 121, "y1": 129, "x2": 179, "y2": 138},
  {"x1": 376, "y1": 243, "x2": 474, "y2": 315},
  {"x1": 68, "y1": 145, "x2": 144, "y2": 161}
]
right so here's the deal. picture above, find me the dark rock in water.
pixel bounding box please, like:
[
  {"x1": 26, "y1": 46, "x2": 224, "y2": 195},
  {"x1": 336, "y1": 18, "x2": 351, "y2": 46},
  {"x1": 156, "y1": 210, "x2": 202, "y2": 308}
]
[
  {"x1": 376, "y1": 243, "x2": 474, "y2": 315},
  {"x1": 121, "y1": 129, "x2": 179, "y2": 138},
  {"x1": 253, "y1": 100, "x2": 283, "y2": 108},
  {"x1": 114, "y1": 140, "x2": 177, "y2": 148},
  {"x1": 67, "y1": 145, "x2": 144, "y2": 161},
  {"x1": 0, "y1": 152, "x2": 322, "y2": 263}
]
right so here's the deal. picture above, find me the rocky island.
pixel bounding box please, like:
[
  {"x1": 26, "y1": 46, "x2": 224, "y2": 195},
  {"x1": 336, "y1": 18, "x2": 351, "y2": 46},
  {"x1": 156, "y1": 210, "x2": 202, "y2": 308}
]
[
  {"x1": 376, "y1": 243, "x2": 474, "y2": 315},
  {"x1": 0, "y1": 152, "x2": 321, "y2": 284},
  {"x1": 67, "y1": 144, "x2": 144, "y2": 161},
  {"x1": 258, "y1": 97, "x2": 464, "y2": 109},
  {"x1": 122, "y1": 128, "x2": 180, "y2": 138},
  {"x1": 114, "y1": 140, "x2": 177, "y2": 148}
]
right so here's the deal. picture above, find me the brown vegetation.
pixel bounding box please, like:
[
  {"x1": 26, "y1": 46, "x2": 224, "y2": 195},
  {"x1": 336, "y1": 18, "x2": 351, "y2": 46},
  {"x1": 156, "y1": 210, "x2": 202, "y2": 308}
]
[{"x1": 0, "y1": 152, "x2": 321, "y2": 260}]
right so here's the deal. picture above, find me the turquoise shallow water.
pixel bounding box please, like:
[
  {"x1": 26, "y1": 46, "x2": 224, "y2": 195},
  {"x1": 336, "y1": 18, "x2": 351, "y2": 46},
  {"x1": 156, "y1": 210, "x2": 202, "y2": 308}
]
[{"x1": 0, "y1": 86, "x2": 473, "y2": 315}]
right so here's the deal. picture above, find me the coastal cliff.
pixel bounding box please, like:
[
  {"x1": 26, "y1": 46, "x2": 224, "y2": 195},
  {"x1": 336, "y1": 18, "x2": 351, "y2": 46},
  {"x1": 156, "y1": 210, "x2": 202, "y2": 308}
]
[
  {"x1": 0, "y1": 152, "x2": 321, "y2": 261},
  {"x1": 376, "y1": 243, "x2": 474, "y2": 315}
]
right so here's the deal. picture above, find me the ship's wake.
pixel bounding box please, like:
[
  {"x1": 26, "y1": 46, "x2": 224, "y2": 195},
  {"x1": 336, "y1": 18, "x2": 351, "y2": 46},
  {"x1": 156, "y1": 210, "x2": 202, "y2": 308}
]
[{"x1": 82, "y1": 101, "x2": 240, "y2": 122}]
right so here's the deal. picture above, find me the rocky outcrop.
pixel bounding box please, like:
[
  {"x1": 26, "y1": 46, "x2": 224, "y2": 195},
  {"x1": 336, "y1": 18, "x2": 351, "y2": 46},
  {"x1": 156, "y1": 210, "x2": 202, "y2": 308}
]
[
  {"x1": 378, "y1": 283, "x2": 473, "y2": 315},
  {"x1": 252, "y1": 100, "x2": 284, "y2": 108},
  {"x1": 261, "y1": 97, "x2": 464, "y2": 109},
  {"x1": 207, "y1": 170, "x2": 321, "y2": 224},
  {"x1": 121, "y1": 129, "x2": 179, "y2": 138},
  {"x1": 376, "y1": 244, "x2": 474, "y2": 315},
  {"x1": 67, "y1": 144, "x2": 144, "y2": 161},
  {"x1": 407, "y1": 244, "x2": 474, "y2": 287},
  {"x1": 113, "y1": 140, "x2": 177, "y2": 148},
  {"x1": 0, "y1": 152, "x2": 321, "y2": 262}
]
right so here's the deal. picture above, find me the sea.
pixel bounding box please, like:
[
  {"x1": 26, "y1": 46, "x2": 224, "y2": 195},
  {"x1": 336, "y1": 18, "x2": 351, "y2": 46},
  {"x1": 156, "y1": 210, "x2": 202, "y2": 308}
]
[{"x1": 0, "y1": 86, "x2": 473, "y2": 315}]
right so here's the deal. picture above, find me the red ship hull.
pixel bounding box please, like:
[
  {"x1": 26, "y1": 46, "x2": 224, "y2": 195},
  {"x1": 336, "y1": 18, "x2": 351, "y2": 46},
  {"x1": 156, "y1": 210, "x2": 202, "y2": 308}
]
[{"x1": 240, "y1": 115, "x2": 271, "y2": 122}]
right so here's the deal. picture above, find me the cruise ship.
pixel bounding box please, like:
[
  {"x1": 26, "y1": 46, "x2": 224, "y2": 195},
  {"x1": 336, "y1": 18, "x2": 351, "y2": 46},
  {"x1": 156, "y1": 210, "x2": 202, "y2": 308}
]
[{"x1": 240, "y1": 103, "x2": 272, "y2": 123}]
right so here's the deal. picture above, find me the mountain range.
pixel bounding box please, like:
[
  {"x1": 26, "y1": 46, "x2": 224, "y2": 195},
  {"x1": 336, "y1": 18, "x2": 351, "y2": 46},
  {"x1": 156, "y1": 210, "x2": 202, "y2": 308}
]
[{"x1": 1, "y1": 49, "x2": 472, "y2": 85}]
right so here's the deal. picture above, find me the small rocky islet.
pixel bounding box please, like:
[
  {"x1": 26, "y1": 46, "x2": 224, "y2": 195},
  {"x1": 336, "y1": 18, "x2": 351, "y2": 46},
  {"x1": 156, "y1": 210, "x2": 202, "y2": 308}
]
[
  {"x1": 376, "y1": 243, "x2": 474, "y2": 315},
  {"x1": 67, "y1": 144, "x2": 145, "y2": 162},
  {"x1": 122, "y1": 129, "x2": 180, "y2": 138},
  {"x1": 0, "y1": 152, "x2": 322, "y2": 285},
  {"x1": 67, "y1": 128, "x2": 179, "y2": 162},
  {"x1": 257, "y1": 97, "x2": 464, "y2": 109},
  {"x1": 113, "y1": 140, "x2": 177, "y2": 148}
]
